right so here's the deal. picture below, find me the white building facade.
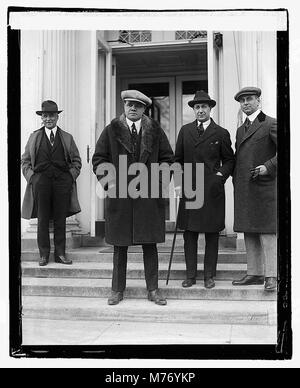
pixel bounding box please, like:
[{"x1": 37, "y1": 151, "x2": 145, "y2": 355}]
[{"x1": 20, "y1": 29, "x2": 277, "y2": 246}]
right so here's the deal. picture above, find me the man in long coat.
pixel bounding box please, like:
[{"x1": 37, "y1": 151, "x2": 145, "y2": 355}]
[
  {"x1": 175, "y1": 91, "x2": 235, "y2": 289},
  {"x1": 21, "y1": 100, "x2": 81, "y2": 266},
  {"x1": 92, "y1": 90, "x2": 174, "y2": 305},
  {"x1": 232, "y1": 87, "x2": 277, "y2": 291}
]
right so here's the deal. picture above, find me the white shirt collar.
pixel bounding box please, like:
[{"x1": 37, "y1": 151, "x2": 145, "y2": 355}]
[
  {"x1": 197, "y1": 118, "x2": 211, "y2": 130},
  {"x1": 126, "y1": 118, "x2": 142, "y2": 134},
  {"x1": 246, "y1": 109, "x2": 261, "y2": 123},
  {"x1": 44, "y1": 126, "x2": 57, "y2": 139}
]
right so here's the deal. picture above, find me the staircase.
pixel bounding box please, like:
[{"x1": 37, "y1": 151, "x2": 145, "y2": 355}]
[{"x1": 21, "y1": 233, "x2": 277, "y2": 326}]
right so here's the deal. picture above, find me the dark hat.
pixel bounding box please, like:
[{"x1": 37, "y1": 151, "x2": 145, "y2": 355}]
[
  {"x1": 188, "y1": 90, "x2": 216, "y2": 108},
  {"x1": 234, "y1": 87, "x2": 261, "y2": 101},
  {"x1": 121, "y1": 90, "x2": 152, "y2": 107},
  {"x1": 36, "y1": 100, "x2": 63, "y2": 116}
]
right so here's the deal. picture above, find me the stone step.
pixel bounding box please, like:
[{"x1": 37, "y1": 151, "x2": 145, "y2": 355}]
[
  {"x1": 21, "y1": 248, "x2": 247, "y2": 263},
  {"x1": 21, "y1": 233, "x2": 239, "y2": 250},
  {"x1": 21, "y1": 234, "x2": 82, "y2": 250},
  {"x1": 22, "y1": 296, "x2": 277, "y2": 326},
  {"x1": 22, "y1": 261, "x2": 246, "y2": 280},
  {"x1": 22, "y1": 278, "x2": 276, "y2": 301}
]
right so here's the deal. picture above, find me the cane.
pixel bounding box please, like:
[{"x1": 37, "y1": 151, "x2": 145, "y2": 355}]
[{"x1": 166, "y1": 199, "x2": 180, "y2": 285}]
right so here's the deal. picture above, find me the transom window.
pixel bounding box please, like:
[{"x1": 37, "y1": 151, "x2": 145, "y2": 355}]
[
  {"x1": 175, "y1": 31, "x2": 207, "y2": 40},
  {"x1": 119, "y1": 31, "x2": 152, "y2": 43}
]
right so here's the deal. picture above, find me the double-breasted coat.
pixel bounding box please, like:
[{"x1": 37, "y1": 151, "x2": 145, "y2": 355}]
[
  {"x1": 233, "y1": 111, "x2": 277, "y2": 233},
  {"x1": 92, "y1": 113, "x2": 174, "y2": 246},
  {"x1": 21, "y1": 127, "x2": 82, "y2": 220},
  {"x1": 175, "y1": 119, "x2": 235, "y2": 232}
]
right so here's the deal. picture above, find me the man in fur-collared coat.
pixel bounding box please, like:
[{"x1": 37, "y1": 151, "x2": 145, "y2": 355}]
[
  {"x1": 92, "y1": 90, "x2": 174, "y2": 306},
  {"x1": 232, "y1": 87, "x2": 277, "y2": 291},
  {"x1": 21, "y1": 100, "x2": 81, "y2": 267}
]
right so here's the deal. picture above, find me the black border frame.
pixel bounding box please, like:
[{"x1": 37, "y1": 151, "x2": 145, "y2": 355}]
[{"x1": 8, "y1": 7, "x2": 292, "y2": 361}]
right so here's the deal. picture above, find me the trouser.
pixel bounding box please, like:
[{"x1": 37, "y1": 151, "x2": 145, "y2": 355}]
[
  {"x1": 112, "y1": 244, "x2": 159, "y2": 292},
  {"x1": 183, "y1": 231, "x2": 219, "y2": 280},
  {"x1": 32, "y1": 172, "x2": 73, "y2": 258},
  {"x1": 244, "y1": 233, "x2": 277, "y2": 278}
]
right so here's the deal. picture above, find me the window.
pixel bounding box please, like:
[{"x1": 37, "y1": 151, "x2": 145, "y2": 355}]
[
  {"x1": 175, "y1": 31, "x2": 207, "y2": 40},
  {"x1": 119, "y1": 31, "x2": 152, "y2": 43}
]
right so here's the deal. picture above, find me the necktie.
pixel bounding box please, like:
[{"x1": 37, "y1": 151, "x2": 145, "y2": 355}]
[
  {"x1": 197, "y1": 122, "x2": 204, "y2": 137},
  {"x1": 131, "y1": 123, "x2": 138, "y2": 143},
  {"x1": 244, "y1": 117, "x2": 251, "y2": 133},
  {"x1": 50, "y1": 130, "x2": 55, "y2": 146}
]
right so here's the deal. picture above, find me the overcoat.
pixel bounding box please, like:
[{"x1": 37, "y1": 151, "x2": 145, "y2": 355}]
[
  {"x1": 92, "y1": 113, "x2": 174, "y2": 246},
  {"x1": 175, "y1": 119, "x2": 235, "y2": 232},
  {"x1": 233, "y1": 111, "x2": 277, "y2": 233},
  {"x1": 21, "y1": 127, "x2": 82, "y2": 220}
]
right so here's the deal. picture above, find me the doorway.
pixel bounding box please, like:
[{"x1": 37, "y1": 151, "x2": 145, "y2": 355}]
[
  {"x1": 122, "y1": 75, "x2": 208, "y2": 222},
  {"x1": 95, "y1": 44, "x2": 209, "y2": 234}
]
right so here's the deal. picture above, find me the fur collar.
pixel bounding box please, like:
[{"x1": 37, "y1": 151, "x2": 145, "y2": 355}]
[{"x1": 111, "y1": 114, "x2": 161, "y2": 163}]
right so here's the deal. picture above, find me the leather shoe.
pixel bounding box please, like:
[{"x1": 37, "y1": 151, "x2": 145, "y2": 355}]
[
  {"x1": 232, "y1": 275, "x2": 264, "y2": 286},
  {"x1": 264, "y1": 277, "x2": 277, "y2": 291},
  {"x1": 39, "y1": 256, "x2": 49, "y2": 266},
  {"x1": 54, "y1": 255, "x2": 72, "y2": 265},
  {"x1": 108, "y1": 291, "x2": 123, "y2": 305},
  {"x1": 148, "y1": 289, "x2": 167, "y2": 306},
  {"x1": 204, "y1": 278, "x2": 215, "y2": 289},
  {"x1": 182, "y1": 278, "x2": 196, "y2": 288}
]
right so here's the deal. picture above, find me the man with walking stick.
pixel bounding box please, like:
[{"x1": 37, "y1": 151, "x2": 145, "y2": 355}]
[{"x1": 174, "y1": 91, "x2": 235, "y2": 289}]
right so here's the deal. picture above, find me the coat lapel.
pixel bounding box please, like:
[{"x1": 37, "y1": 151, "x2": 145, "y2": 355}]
[
  {"x1": 57, "y1": 127, "x2": 71, "y2": 160},
  {"x1": 238, "y1": 111, "x2": 266, "y2": 150},
  {"x1": 31, "y1": 128, "x2": 44, "y2": 167},
  {"x1": 30, "y1": 127, "x2": 72, "y2": 168},
  {"x1": 139, "y1": 114, "x2": 160, "y2": 164},
  {"x1": 112, "y1": 114, "x2": 134, "y2": 155},
  {"x1": 187, "y1": 120, "x2": 200, "y2": 145},
  {"x1": 112, "y1": 114, "x2": 160, "y2": 164},
  {"x1": 195, "y1": 119, "x2": 217, "y2": 146}
]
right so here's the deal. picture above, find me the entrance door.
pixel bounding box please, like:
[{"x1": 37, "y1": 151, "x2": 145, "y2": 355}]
[
  {"x1": 125, "y1": 77, "x2": 176, "y2": 222},
  {"x1": 123, "y1": 75, "x2": 207, "y2": 223}
]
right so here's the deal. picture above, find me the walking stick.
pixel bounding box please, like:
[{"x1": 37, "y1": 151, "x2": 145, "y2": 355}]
[{"x1": 166, "y1": 200, "x2": 180, "y2": 285}]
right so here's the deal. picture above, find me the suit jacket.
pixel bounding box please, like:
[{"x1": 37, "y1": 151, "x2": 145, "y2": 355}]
[
  {"x1": 175, "y1": 118, "x2": 235, "y2": 232},
  {"x1": 21, "y1": 127, "x2": 82, "y2": 219},
  {"x1": 233, "y1": 111, "x2": 277, "y2": 233}
]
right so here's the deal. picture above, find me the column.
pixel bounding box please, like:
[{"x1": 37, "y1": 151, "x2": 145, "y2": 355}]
[{"x1": 24, "y1": 31, "x2": 81, "y2": 243}]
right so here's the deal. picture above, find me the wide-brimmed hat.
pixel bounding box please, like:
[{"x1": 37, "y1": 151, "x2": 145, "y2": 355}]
[
  {"x1": 234, "y1": 87, "x2": 261, "y2": 101},
  {"x1": 36, "y1": 100, "x2": 63, "y2": 116},
  {"x1": 121, "y1": 90, "x2": 152, "y2": 107},
  {"x1": 188, "y1": 90, "x2": 216, "y2": 108}
]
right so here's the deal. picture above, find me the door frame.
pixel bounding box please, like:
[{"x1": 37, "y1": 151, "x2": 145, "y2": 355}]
[
  {"x1": 90, "y1": 33, "x2": 113, "y2": 236},
  {"x1": 175, "y1": 74, "x2": 205, "y2": 136},
  {"x1": 122, "y1": 76, "x2": 177, "y2": 222}
]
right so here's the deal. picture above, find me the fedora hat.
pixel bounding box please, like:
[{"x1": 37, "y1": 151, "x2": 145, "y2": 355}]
[
  {"x1": 188, "y1": 90, "x2": 216, "y2": 108},
  {"x1": 121, "y1": 90, "x2": 152, "y2": 107},
  {"x1": 36, "y1": 100, "x2": 63, "y2": 116}
]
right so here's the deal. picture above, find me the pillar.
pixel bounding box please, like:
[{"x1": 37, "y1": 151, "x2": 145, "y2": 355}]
[{"x1": 22, "y1": 31, "x2": 81, "y2": 245}]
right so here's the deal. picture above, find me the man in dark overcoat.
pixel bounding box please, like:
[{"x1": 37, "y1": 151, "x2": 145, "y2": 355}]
[
  {"x1": 232, "y1": 87, "x2": 277, "y2": 291},
  {"x1": 174, "y1": 91, "x2": 235, "y2": 289},
  {"x1": 92, "y1": 90, "x2": 174, "y2": 305},
  {"x1": 21, "y1": 100, "x2": 81, "y2": 266}
]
